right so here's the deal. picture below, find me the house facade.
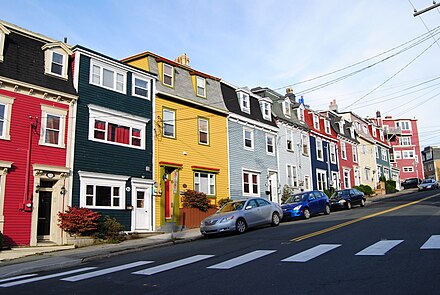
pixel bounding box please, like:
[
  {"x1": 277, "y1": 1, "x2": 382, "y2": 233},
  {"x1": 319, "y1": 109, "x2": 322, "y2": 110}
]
[
  {"x1": 221, "y1": 82, "x2": 279, "y2": 202},
  {"x1": 122, "y1": 53, "x2": 229, "y2": 231},
  {"x1": 382, "y1": 115, "x2": 424, "y2": 182},
  {"x1": 252, "y1": 87, "x2": 312, "y2": 197},
  {"x1": 421, "y1": 146, "x2": 440, "y2": 180},
  {"x1": 71, "y1": 46, "x2": 157, "y2": 233},
  {"x1": 0, "y1": 21, "x2": 77, "y2": 246}
]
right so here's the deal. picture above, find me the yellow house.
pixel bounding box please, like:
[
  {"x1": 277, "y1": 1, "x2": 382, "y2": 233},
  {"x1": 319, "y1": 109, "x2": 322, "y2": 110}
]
[{"x1": 122, "y1": 52, "x2": 229, "y2": 231}]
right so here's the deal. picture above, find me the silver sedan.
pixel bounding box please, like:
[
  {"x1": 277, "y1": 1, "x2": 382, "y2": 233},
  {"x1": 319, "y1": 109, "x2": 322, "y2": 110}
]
[{"x1": 200, "y1": 197, "x2": 283, "y2": 236}]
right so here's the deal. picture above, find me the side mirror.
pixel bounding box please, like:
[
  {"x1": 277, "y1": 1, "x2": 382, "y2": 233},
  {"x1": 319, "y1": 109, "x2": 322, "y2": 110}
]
[{"x1": 245, "y1": 205, "x2": 253, "y2": 210}]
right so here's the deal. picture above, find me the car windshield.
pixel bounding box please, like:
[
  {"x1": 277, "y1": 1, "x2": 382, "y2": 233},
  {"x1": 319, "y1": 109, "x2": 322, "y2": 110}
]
[
  {"x1": 331, "y1": 190, "x2": 349, "y2": 198},
  {"x1": 218, "y1": 201, "x2": 245, "y2": 212},
  {"x1": 421, "y1": 180, "x2": 433, "y2": 184},
  {"x1": 284, "y1": 193, "x2": 308, "y2": 204}
]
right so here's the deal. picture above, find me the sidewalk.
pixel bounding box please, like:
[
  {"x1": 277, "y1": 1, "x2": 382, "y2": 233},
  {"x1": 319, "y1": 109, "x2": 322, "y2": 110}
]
[{"x1": 0, "y1": 228, "x2": 202, "y2": 279}]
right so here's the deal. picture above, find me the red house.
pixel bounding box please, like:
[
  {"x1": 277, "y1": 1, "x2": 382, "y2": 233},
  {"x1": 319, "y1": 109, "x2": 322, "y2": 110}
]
[{"x1": 0, "y1": 21, "x2": 77, "y2": 246}]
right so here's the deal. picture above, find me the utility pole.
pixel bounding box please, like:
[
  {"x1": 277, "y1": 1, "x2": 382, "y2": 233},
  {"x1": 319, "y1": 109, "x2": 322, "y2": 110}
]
[{"x1": 413, "y1": 2, "x2": 440, "y2": 17}]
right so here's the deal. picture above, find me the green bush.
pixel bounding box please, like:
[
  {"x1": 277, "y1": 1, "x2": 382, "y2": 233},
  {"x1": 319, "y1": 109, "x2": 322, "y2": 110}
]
[
  {"x1": 281, "y1": 184, "x2": 295, "y2": 203},
  {"x1": 324, "y1": 187, "x2": 336, "y2": 198},
  {"x1": 95, "y1": 216, "x2": 125, "y2": 243},
  {"x1": 182, "y1": 190, "x2": 210, "y2": 212},
  {"x1": 385, "y1": 180, "x2": 397, "y2": 194},
  {"x1": 354, "y1": 185, "x2": 374, "y2": 197}
]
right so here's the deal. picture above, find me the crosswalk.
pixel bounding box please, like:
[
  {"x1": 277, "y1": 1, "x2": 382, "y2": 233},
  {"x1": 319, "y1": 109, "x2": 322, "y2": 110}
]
[{"x1": 1, "y1": 235, "x2": 440, "y2": 288}]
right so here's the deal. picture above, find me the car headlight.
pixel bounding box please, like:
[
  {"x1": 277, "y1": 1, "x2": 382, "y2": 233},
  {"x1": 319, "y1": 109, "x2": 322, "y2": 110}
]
[
  {"x1": 293, "y1": 205, "x2": 302, "y2": 211},
  {"x1": 219, "y1": 216, "x2": 234, "y2": 223},
  {"x1": 338, "y1": 200, "x2": 346, "y2": 204}
]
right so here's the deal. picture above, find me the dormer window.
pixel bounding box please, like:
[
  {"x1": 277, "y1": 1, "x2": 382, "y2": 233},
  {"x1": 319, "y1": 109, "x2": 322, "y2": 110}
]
[
  {"x1": 380, "y1": 130, "x2": 384, "y2": 141},
  {"x1": 283, "y1": 99, "x2": 291, "y2": 117},
  {"x1": 339, "y1": 120, "x2": 344, "y2": 134},
  {"x1": 325, "y1": 120, "x2": 331, "y2": 134},
  {"x1": 0, "y1": 23, "x2": 10, "y2": 63},
  {"x1": 260, "y1": 101, "x2": 271, "y2": 121},
  {"x1": 238, "y1": 92, "x2": 250, "y2": 114},
  {"x1": 313, "y1": 114, "x2": 320, "y2": 129},
  {"x1": 163, "y1": 63, "x2": 174, "y2": 87},
  {"x1": 196, "y1": 76, "x2": 206, "y2": 97},
  {"x1": 42, "y1": 42, "x2": 72, "y2": 80},
  {"x1": 298, "y1": 107, "x2": 305, "y2": 122},
  {"x1": 350, "y1": 127, "x2": 355, "y2": 138},
  {"x1": 372, "y1": 127, "x2": 377, "y2": 137}
]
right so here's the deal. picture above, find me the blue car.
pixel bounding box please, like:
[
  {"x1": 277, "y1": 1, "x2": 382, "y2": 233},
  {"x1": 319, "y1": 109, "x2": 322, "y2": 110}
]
[{"x1": 282, "y1": 190, "x2": 330, "y2": 219}]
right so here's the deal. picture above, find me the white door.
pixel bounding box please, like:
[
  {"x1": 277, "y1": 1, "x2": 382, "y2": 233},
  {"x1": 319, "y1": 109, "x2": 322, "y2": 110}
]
[
  {"x1": 134, "y1": 186, "x2": 152, "y2": 231},
  {"x1": 268, "y1": 172, "x2": 279, "y2": 203}
]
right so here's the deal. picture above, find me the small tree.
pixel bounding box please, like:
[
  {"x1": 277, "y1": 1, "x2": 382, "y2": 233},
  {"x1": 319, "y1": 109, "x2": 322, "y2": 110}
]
[
  {"x1": 181, "y1": 190, "x2": 210, "y2": 212},
  {"x1": 58, "y1": 207, "x2": 101, "y2": 237},
  {"x1": 281, "y1": 184, "x2": 295, "y2": 204},
  {"x1": 95, "y1": 216, "x2": 125, "y2": 243}
]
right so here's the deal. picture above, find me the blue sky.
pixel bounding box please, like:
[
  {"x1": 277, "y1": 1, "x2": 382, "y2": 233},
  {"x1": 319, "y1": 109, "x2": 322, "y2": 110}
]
[{"x1": 2, "y1": 0, "x2": 440, "y2": 147}]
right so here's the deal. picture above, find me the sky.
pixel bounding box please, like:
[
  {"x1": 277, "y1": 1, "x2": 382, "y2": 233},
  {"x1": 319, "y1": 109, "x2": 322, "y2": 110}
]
[{"x1": 2, "y1": 0, "x2": 440, "y2": 148}]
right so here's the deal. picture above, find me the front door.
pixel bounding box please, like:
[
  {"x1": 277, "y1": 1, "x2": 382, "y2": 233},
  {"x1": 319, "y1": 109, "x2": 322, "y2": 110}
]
[
  {"x1": 268, "y1": 172, "x2": 278, "y2": 203},
  {"x1": 134, "y1": 186, "x2": 152, "y2": 231},
  {"x1": 37, "y1": 191, "x2": 52, "y2": 238}
]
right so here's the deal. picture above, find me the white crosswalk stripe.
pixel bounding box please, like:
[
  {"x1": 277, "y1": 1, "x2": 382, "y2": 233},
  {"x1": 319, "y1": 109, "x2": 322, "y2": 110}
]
[
  {"x1": 132, "y1": 255, "x2": 214, "y2": 275},
  {"x1": 0, "y1": 267, "x2": 97, "y2": 288},
  {"x1": 61, "y1": 261, "x2": 153, "y2": 282},
  {"x1": 0, "y1": 274, "x2": 37, "y2": 283},
  {"x1": 421, "y1": 235, "x2": 440, "y2": 249},
  {"x1": 282, "y1": 244, "x2": 341, "y2": 262},
  {"x1": 355, "y1": 240, "x2": 404, "y2": 256},
  {"x1": 207, "y1": 250, "x2": 276, "y2": 269}
]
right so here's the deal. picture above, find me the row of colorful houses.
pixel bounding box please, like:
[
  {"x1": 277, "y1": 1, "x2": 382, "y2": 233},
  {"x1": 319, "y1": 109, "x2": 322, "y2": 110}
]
[{"x1": 0, "y1": 20, "x2": 424, "y2": 246}]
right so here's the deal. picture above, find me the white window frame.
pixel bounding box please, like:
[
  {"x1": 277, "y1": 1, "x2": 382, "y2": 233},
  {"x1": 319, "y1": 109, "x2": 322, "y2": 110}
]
[
  {"x1": 78, "y1": 171, "x2": 128, "y2": 210},
  {"x1": 162, "y1": 108, "x2": 176, "y2": 139},
  {"x1": 341, "y1": 142, "x2": 347, "y2": 160},
  {"x1": 354, "y1": 167, "x2": 360, "y2": 186},
  {"x1": 316, "y1": 138, "x2": 323, "y2": 161},
  {"x1": 243, "y1": 127, "x2": 254, "y2": 150},
  {"x1": 287, "y1": 164, "x2": 298, "y2": 187},
  {"x1": 330, "y1": 143, "x2": 337, "y2": 164},
  {"x1": 352, "y1": 145, "x2": 358, "y2": 163},
  {"x1": 88, "y1": 104, "x2": 148, "y2": 150},
  {"x1": 162, "y1": 63, "x2": 174, "y2": 87},
  {"x1": 0, "y1": 26, "x2": 10, "y2": 62},
  {"x1": 316, "y1": 169, "x2": 327, "y2": 191},
  {"x1": 381, "y1": 147, "x2": 388, "y2": 161},
  {"x1": 364, "y1": 167, "x2": 371, "y2": 181},
  {"x1": 304, "y1": 175, "x2": 310, "y2": 190},
  {"x1": 283, "y1": 99, "x2": 291, "y2": 118},
  {"x1": 343, "y1": 169, "x2": 351, "y2": 189},
  {"x1": 313, "y1": 114, "x2": 320, "y2": 129},
  {"x1": 301, "y1": 133, "x2": 309, "y2": 156},
  {"x1": 286, "y1": 129, "x2": 293, "y2": 152},
  {"x1": 39, "y1": 105, "x2": 67, "y2": 148},
  {"x1": 90, "y1": 60, "x2": 127, "y2": 93},
  {"x1": 196, "y1": 76, "x2": 206, "y2": 97},
  {"x1": 243, "y1": 170, "x2": 260, "y2": 196},
  {"x1": 380, "y1": 130, "x2": 384, "y2": 141},
  {"x1": 266, "y1": 133, "x2": 275, "y2": 155},
  {"x1": 0, "y1": 95, "x2": 14, "y2": 140},
  {"x1": 394, "y1": 150, "x2": 402, "y2": 159},
  {"x1": 132, "y1": 74, "x2": 150, "y2": 99},
  {"x1": 396, "y1": 121, "x2": 411, "y2": 131},
  {"x1": 298, "y1": 107, "x2": 305, "y2": 122},
  {"x1": 198, "y1": 117, "x2": 209, "y2": 145},
  {"x1": 237, "y1": 92, "x2": 250, "y2": 114},
  {"x1": 372, "y1": 127, "x2": 377, "y2": 137},
  {"x1": 403, "y1": 166, "x2": 414, "y2": 172},
  {"x1": 325, "y1": 120, "x2": 331, "y2": 134},
  {"x1": 375, "y1": 146, "x2": 379, "y2": 158},
  {"x1": 399, "y1": 136, "x2": 411, "y2": 146},
  {"x1": 194, "y1": 171, "x2": 215, "y2": 195},
  {"x1": 403, "y1": 150, "x2": 415, "y2": 159},
  {"x1": 261, "y1": 101, "x2": 271, "y2": 121}
]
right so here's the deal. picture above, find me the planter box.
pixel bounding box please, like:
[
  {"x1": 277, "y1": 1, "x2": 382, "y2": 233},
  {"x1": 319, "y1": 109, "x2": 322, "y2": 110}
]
[{"x1": 179, "y1": 207, "x2": 217, "y2": 229}]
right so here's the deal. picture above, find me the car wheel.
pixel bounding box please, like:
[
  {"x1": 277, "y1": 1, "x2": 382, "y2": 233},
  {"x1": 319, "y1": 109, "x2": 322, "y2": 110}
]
[
  {"x1": 236, "y1": 218, "x2": 247, "y2": 234},
  {"x1": 324, "y1": 204, "x2": 331, "y2": 215},
  {"x1": 360, "y1": 199, "x2": 366, "y2": 207},
  {"x1": 271, "y1": 212, "x2": 280, "y2": 226},
  {"x1": 346, "y1": 202, "x2": 352, "y2": 210},
  {"x1": 303, "y1": 208, "x2": 311, "y2": 219}
]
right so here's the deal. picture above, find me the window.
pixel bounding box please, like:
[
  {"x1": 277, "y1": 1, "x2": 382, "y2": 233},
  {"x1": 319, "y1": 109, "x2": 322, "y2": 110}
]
[
  {"x1": 381, "y1": 148, "x2": 388, "y2": 161},
  {"x1": 403, "y1": 166, "x2": 414, "y2": 172},
  {"x1": 375, "y1": 146, "x2": 379, "y2": 158},
  {"x1": 301, "y1": 134, "x2": 309, "y2": 156},
  {"x1": 0, "y1": 25, "x2": 10, "y2": 62},
  {"x1": 362, "y1": 125, "x2": 368, "y2": 134},
  {"x1": 325, "y1": 120, "x2": 331, "y2": 134},
  {"x1": 88, "y1": 105, "x2": 148, "y2": 149},
  {"x1": 50, "y1": 52, "x2": 64, "y2": 76},
  {"x1": 132, "y1": 75, "x2": 150, "y2": 98},
  {"x1": 196, "y1": 76, "x2": 206, "y2": 97},
  {"x1": 266, "y1": 134, "x2": 275, "y2": 155},
  {"x1": 283, "y1": 99, "x2": 291, "y2": 117},
  {"x1": 287, "y1": 164, "x2": 298, "y2": 187},
  {"x1": 0, "y1": 95, "x2": 14, "y2": 140},
  {"x1": 403, "y1": 150, "x2": 415, "y2": 159},
  {"x1": 394, "y1": 151, "x2": 402, "y2": 159},
  {"x1": 243, "y1": 171, "x2": 259, "y2": 196},
  {"x1": 316, "y1": 138, "x2": 323, "y2": 161},
  {"x1": 341, "y1": 142, "x2": 347, "y2": 160},
  {"x1": 304, "y1": 175, "x2": 310, "y2": 190},
  {"x1": 383, "y1": 167, "x2": 390, "y2": 179},
  {"x1": 330, "y1": 143, "x2": 336, "y2": 164},
  {"x1": 79, "y1": 171, "x2": 128, "y2": 209},
  {"x1": 238, "y1": 92, "x2": 250, "y2": 113},
  {"x1": 364, "y1": 167, "x2": 371, "y2": 181},
  {"x1": 90, "y1": 60, "x2": 126, "y2": 93},
  {"x1": 338, "y1": 121, "x2": 344, "y2": 134},
  {"x1": 379, "y1": 130, "x2": 384, "y2": 141},
  {"x1": 316, "y1": 170, "x2": 327, "y2": 191},
  {"x1": 39, "y1": 105, "x2": 67, "y2": 148},
  {"x1": 399, "y1": 136, "x2": 411, "y2": 146},
  {"x1": 343, "y1": 169, "x2": 350, "y2": 189},
  {"x1": 286, "y1": 129, "x2": 293, "y2": 152},
  {"x1": 198, "y1": 118, "x2": 209, "y2": 145},
  {"x1": 372, "y1": 127, "x2": 377, "y2": 137},
  {"x1": 332, "y1": 172, "x2": 339, "y2": 190},
  {"x1": 194, "y1": 171, "x2": 215, "y2": 195},
  {"x1": 163, "y1": 63, "x2": 174, "y2": 87},
  {"x1": 354, "y1": 167, "x2": 360, "y2": 186},
  {"x1": 298, "y1": 107, "x2": 305, "y2": 122},
  {"x1": 396, "y1": 121, "x2": 411, "y2": 130},
  {"x1": 350, "y1": 127, "x2": 355, "y2": 139},
  {"x1": 163, "y1": 109, "x2": 176, "y2": 138},
  {"x1": 313, "y1": 114, "x2": 320, "y2": 129},
  {"x1": 243, "y1": 128, "x2": 254, "y2": 150},
  {"x1": 261, "y1": 101, "x2": 271, "y2": 121},
  {"x1": 352, "y1": 146, "x2": 358, "y2": 162}
]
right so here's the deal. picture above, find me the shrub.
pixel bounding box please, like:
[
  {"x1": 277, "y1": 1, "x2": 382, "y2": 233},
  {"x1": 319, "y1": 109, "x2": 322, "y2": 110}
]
[
  {"x1": 385, "y1": 180, "x2": 397, "y2": 194},
  {"x1": 281, "y1": 184, "x2": 295, "y2": 203},
  {"x1": 95, "y1": 216, "x2": 125, "y2": 243},
  {"x1": 217, "y1": 198, "x2": 231, "y2": 208},
  {"x1": 58, "y1": 207, "x2": 101, "y2": 237},
  {"x1": 354, "y1": 185, "x2": 374, "y2": 197},
  {"x1": 379, "y1": 175, "x2": 387, "y2": 182},
  {"x1": 324, "y1": 187, "x2": 336, "y2": 198},
  {"x1": 181, "y1": 190, "x2": 210, "y2": 212}
]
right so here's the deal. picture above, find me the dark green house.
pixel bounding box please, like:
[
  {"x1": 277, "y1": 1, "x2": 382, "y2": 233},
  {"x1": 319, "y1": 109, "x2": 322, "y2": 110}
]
[{"x1": 71, "y1": 46, "x2": 157, "y2": 232}]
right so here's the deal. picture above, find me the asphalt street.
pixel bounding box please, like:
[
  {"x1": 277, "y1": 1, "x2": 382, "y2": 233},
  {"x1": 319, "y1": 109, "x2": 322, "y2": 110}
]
[{"x1": 1, "y1": 190, "x2": 440, "y2": 295}]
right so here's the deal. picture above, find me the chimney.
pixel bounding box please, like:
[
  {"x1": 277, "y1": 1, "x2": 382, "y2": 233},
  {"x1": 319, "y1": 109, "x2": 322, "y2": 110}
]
[
  {"x1": 376, "y1": 111, "x2": 381, "y2": 118},
  {"x1": 64, "y1": 37, "x2": 68, "y2": 43},
  {"x1": 174, "y1": 53, "x2": 190, "y2": 66},
  {"x1": 329, "y1": 99, "x2": 338, "y2": 112},
  {"x1": 286, "y1": 87, "x2": 294, "y2": 94},
  {"x1": 285, "y1": 87, "x2": 296, "y2": 102}
]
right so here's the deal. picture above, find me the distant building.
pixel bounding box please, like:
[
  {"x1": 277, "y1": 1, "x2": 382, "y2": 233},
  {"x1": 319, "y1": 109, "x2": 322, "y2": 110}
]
[{"x1": 421, "y1": 146, "x2": 440, "y2": 180}]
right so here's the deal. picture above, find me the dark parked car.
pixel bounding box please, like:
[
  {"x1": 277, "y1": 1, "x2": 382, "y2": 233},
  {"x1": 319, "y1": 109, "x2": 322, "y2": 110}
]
[
  {"x1": 330, "y1": 188, "x2": 366, "y2": 210},
  {"x1": 281, "y1": 190, "x2": 330, "y2": 219},
  {"x1": 418, "y1": 179, "x2": 439, "y2": 191},
  {"x1": 402, "y1": 178, "x2": 422, "y2": 189}
]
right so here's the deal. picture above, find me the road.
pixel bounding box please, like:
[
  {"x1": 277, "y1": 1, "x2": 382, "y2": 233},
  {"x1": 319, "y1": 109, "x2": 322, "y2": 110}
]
[{"x1": 1, "y1": 190, "x2": 440, "y2": 294}]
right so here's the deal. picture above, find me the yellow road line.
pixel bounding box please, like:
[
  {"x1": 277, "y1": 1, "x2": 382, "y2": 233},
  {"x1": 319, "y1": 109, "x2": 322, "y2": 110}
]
[{"x1": 291, "y1": 193, "x2": 440, "y2": 242}]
